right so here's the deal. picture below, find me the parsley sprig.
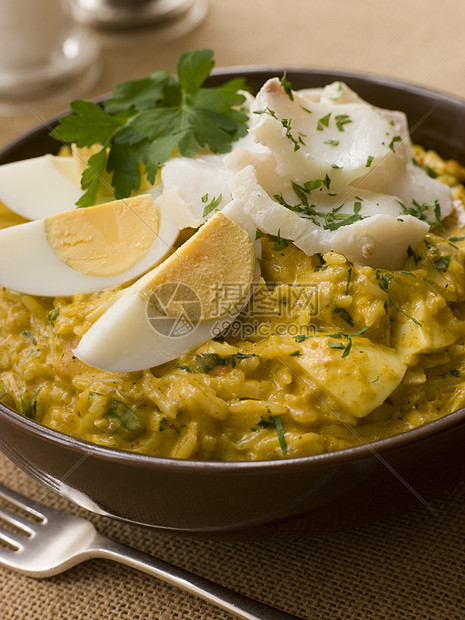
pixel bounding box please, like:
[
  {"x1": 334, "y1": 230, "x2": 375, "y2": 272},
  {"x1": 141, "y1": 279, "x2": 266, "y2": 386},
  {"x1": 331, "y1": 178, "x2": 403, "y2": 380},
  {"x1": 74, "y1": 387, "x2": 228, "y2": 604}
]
[{"x1": 52, "y1": 49, "x2": 249, "y2": 207}]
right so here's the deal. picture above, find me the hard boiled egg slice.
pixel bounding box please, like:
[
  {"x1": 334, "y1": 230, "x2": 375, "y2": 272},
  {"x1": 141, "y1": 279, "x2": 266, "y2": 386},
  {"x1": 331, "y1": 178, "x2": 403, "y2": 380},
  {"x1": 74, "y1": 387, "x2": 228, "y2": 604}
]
[
  {"x1": 0, "y1": 194, "x2": 179, "y2": 296},
  {"x1": 0, "y1": 155, "x2": 83, "y2": 219},
  {"x1": 74, "y1": 203, "x2": 261, "y2": 372}
]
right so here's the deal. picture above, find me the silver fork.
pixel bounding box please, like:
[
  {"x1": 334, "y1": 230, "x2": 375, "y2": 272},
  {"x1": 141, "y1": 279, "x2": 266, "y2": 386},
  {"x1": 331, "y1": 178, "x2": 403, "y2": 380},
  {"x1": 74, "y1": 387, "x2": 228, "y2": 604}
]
[{"x1": 0, "y1": 482, "x2": 300, "y2": 620}]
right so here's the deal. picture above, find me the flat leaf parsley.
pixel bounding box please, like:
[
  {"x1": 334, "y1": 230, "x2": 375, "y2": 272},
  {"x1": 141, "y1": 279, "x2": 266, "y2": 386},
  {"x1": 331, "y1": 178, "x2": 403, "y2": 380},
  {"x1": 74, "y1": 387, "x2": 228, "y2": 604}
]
[{"x1": 52, "y1": 49, "x2": 249, "y2": 207}]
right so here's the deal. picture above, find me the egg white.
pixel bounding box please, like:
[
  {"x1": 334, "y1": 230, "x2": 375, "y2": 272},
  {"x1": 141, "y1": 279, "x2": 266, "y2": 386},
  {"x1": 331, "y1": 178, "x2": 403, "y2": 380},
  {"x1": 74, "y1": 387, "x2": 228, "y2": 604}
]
[
  {"x1": 0, "y1": 198, "x2": 179, "y2": 296},
  {"x1": 0, "y1": 155, "x2": 83, "y2": 219}
]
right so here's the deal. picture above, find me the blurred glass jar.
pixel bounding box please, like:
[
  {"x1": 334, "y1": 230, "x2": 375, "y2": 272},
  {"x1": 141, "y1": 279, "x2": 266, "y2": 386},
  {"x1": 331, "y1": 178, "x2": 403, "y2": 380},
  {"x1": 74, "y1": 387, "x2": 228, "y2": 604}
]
[
  {"x1": 69, "y1": 0, "x2": 202, "y2": 29},
  {"x1": 0, "y1": 0, "x2": 101, "y2": 108}
]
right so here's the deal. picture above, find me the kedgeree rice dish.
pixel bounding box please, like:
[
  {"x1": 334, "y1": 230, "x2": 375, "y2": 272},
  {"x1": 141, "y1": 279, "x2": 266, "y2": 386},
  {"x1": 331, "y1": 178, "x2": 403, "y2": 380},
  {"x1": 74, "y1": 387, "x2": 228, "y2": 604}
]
[{"x1": 1, "y1": 50, "x2": 465, "y2": 461}]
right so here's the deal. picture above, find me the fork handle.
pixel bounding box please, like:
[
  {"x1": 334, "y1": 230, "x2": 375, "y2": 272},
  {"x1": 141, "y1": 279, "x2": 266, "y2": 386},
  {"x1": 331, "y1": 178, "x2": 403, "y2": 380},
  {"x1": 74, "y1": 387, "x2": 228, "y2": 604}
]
[{"x1": 89, "y1": 533, "x2": 301, "y2": 620}]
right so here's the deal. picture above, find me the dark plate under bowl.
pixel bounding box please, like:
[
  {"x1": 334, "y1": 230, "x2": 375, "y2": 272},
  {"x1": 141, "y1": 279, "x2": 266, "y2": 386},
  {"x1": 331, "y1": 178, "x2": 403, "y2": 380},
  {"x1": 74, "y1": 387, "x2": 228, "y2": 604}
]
[{"x1": 0, "y1": 69, "x2": 464, "y2": 532}]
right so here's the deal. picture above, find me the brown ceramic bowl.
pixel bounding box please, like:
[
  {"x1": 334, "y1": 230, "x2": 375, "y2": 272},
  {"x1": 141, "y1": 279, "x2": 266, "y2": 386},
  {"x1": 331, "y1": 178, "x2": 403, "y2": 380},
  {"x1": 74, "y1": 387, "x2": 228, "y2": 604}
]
[{"x1": 0, "y1": 69, "x2": 464, "y2": 532}]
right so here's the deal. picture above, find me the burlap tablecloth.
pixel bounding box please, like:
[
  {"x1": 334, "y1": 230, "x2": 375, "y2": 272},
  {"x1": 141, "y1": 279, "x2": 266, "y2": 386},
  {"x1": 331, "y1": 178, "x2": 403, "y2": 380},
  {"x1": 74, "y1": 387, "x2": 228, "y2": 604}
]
[{"x1": 0, "y1": 1, "x2": 464, "y2": 618}]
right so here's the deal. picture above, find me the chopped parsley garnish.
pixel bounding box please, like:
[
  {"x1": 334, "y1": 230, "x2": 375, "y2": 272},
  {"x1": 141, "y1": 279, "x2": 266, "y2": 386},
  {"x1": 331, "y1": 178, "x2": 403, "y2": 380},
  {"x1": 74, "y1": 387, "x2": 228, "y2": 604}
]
[
  {"x1": 328, "y1": 326, "x2": 370, "y2": 358},
  {"x1": 194, "y1": 353, "x2": 229, "y2": 373},
  {"x1": 51, "y1": 49, "x2": 249, "y2": 206},
  {"x1": 324, "y1": 211, "x2": 365, "y2": 231},
  {"x1": 366, "y1": 155, "x2": 374, "y2": 167},
  {"x1": 423, "y1": 165, "x2": 439, "y2": 179},
  {"x1": 255, "y1": 414, "x2": 287, "y2": 455},
  {"x1": 377, "y1": 272, "x2": 392, "y2": 293},
  {"x1": 47, "y1": 308, "x2": 60, "y2": 322},
  {"x1": 192, "y1": 352, "x2": 258, "y2": 373},
  {"x1": 324, "y1": 139, "x2": 339, "y2": 146},
  {"x1": 202, "y1": 193, "x2": 222, "y2": 217},
  {"x1": 339, "y1": 254, "x2": 353, "y2": 295},
  {"x1": 376, "y1": 271, "x2": 422, "y2": 325},
  {"x1": 229, "y1": 353, "x2": 257, "y2": 367},
  {"x1": 107, "y1": 398, "x2": 143, "y2": 432},
  {"x1": 281, "y1": 117, "x2": 301, "y2": 151},
  {"x1": 433, "y1": 256, "x2": 450, "y2": 270},
  {"x1": 388, "y1": 135, "x2": 402, "y2": 152},
  {"x1": 407, "y1": 245, "x2": 418, "y2": 264},
  {"x1": 258, "y1": 415, "x2": 275, "y2": 428},
  {"x1": 399, "y1": 270, "x2": 416, "y2": 277},
  {"x1": 280, "y1": 72, "x2": 294, "y2": 101},
  {"x1": 346, "y1": 263, "x2": 353, "y2": 295},
  {"x1": 89, "y1": 392, "x2": 143, "y2": 432},
  {"x1": 289, "y1": 182, "x2": 309, "y2": 207},
  {"x1": 303, "y1": 175, "x2": 332, "y2": 192},
  {"x1": 274, "y1": 415, "x2": 288, "y2": 455},
  {"x1": 273, "y1": 229, "x2": 290, "y2": 251},
  {"x1": 317, "y1": 113, "x2": 331, "y2": 131},
  {"x1": 397, "y1": 198, "x2": 444, "y2": 230},
  {"x1": 307, "y1": 175, "x2": 332, "y2": 192},
  {"x1": 432, "y1": 201, "x2": 445, "y2": 231},
  {"x1": 289, "y1": 351, "x2": 302, "y2": 357},
  {"x1": 335, "y1": 114, "x2": 352, "y2": 131},
  {"x1": 449, "y1": 235, "x2": 465, "y2": 242},
  {"x1": 20, "y1": 398, "x2": 35, "y2": 420},
  {"x1": 334, "y1": 306, "x2": 354, "y2": 327},
  {"x1": 294, "y1": 335, "x2": 310, "y2": 343},
  {"x1": 397, "y1": 199, "x2": 427, "y2": 221},
  {"x1": 277, "y1": 182, "x2": 367, "y2": 232},
  {"x1": 253, "y1": 107, "x2": 278, "y2": 119},
  {"x1": 22, "y1": 331, "x2": 36, "y2": 343}
]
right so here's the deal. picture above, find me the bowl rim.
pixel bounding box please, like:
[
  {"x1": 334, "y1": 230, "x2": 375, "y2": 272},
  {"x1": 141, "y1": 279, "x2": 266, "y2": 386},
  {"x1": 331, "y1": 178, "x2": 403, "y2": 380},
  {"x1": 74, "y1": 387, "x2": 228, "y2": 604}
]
[
  {"x1": 0, "y1": 66, "x2": 464, "y2": 473},
  {"x1": 0, "y1": 399, "x2": 464, "y2": 472},
  {"x1": 211, "y1": 64, "x2": 465, "y2": 105}
]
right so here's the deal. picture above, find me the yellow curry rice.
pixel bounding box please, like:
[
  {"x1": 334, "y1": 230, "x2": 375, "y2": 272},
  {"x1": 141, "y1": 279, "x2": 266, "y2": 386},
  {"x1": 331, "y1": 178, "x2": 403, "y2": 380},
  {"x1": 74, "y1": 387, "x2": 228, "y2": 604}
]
[{"x1": 1, "y1": 147, "x2": 465, "y2": 461}]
